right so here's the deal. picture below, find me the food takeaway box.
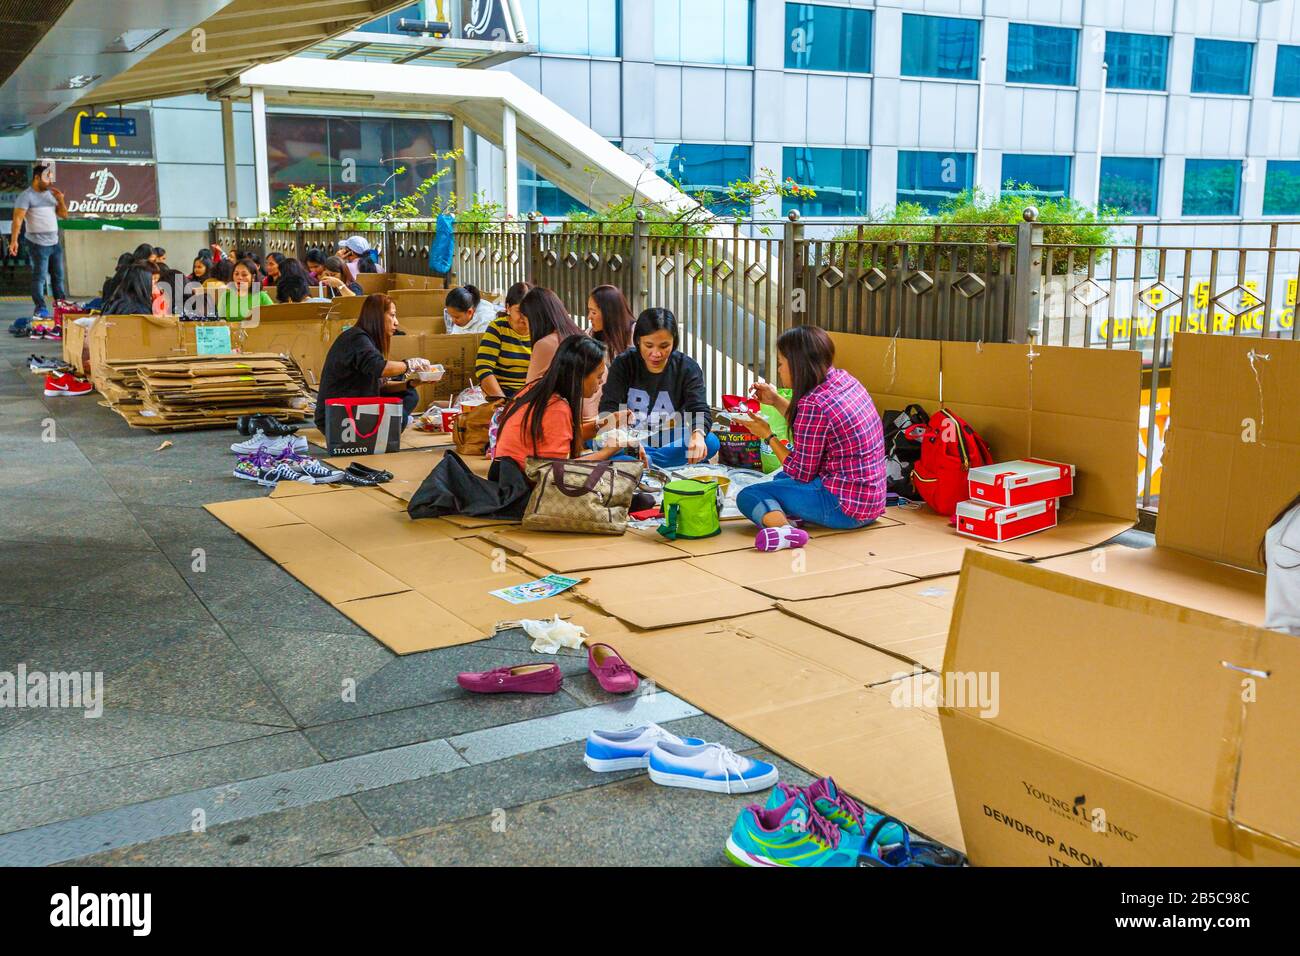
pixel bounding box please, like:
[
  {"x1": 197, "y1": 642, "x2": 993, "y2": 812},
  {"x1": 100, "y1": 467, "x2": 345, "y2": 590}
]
[
  {"x1": 967, "y1": 458, "x2": 1074, "y2": 507},
  {"x1": 955, "y1": 498, "x2": 1058, "y2": 542}
]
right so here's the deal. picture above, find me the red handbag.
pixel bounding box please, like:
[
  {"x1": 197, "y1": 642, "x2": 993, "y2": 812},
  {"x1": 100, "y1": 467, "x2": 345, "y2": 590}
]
[{"x1": 904, "y1": 408, "x2": 993, "y2": 517}]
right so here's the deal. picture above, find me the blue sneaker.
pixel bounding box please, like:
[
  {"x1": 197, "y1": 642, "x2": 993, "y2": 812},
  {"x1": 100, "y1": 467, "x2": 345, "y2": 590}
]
[
  {"x1": 727, "y1": 792, "x2": 870, "y2": 867},
  {"x1": 647, "y1": 740, "x2": 778, "y2": 794},
  {"x1": 765, "y1": 777, "x2": 907, "y2": 846},
  {"x1": 7, "y1": 317, "x2": 30, "y2": 337},
  {"x1": 583, "y1": 724, "x2": 704, "y2": 772},
  {"x1": 33, "y1": 307, "x2": 50, "y2": 320}
]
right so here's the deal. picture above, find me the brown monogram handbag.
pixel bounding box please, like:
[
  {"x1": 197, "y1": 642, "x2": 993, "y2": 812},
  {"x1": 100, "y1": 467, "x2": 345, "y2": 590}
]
[{"x1": 522, "y1": 457, "x2": 644, "y2": 535}]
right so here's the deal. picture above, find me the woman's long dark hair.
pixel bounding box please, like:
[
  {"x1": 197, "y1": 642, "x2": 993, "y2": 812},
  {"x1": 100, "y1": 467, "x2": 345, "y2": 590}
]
[
  {"x1": 275, "y1": 259, "x2": 314, "y2": 303},
  {"x1": 355, "y1": 293, "x2": 394, "y2": 357},
  {"x1": 210, "y1": 259, "x2": 234, "y2": 283},
  {"x1": 521, "y1": 287, "x2": 582, "y2": 346},
  {"x1": 590, "y1": 284, "x2": 633, "y2": 357},
  {"x1": 778, "y1": 325, "x2": 835, "y2": 430},
  {"x1": 103, "y1": 265, "x2": 155, "y2": 315},
  {"x1": 498, "y1": 335, "x2": 607, "y2": 459}
]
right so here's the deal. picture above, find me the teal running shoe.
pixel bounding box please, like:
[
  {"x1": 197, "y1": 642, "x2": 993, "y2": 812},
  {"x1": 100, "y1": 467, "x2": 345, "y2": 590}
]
[
  {"x1": 765, "y1": 777, "x2": 907, "y2": 846},
  {"x1": 727, "y1": 792, "x2": 881, "y2": 867}
]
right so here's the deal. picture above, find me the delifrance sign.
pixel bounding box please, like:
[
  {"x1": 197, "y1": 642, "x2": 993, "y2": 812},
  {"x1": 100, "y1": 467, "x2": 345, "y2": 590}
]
[{"x1": 58, "y1": 162, "x2": 159, "y2": 219}]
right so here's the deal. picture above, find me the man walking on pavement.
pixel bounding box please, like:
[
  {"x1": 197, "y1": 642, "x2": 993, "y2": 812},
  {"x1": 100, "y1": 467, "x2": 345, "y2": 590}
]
[{"x1": 9, "y1": 162, "x2": 72, "y2": 330}]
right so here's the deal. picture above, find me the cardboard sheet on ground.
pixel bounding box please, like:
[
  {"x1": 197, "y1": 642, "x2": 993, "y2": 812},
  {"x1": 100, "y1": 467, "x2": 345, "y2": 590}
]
[
  {"x1": 324, "y1": 448, "x2": 444, "y2": 504},
  {"x1": 574, "y1": 561, "x2": 774, "y2": 628},
  {"x1": 479, "y1": 527, "x2": 691, "y2": 573},
  {"x1": 602, "y1": 615, "x2": 959, "y2": 847},
  {"x1": 943, "y1": 551, "x2": 1299, "y2": 865},
  {"x1": 777, "y1": 576, "x2": 960, "y2": 671},
  {"x1": 686, "y1": 542, "x2": 914, "y2": 600},
  {"x1": 204, "y1": 497, "x2": 303, "y2": 531}
]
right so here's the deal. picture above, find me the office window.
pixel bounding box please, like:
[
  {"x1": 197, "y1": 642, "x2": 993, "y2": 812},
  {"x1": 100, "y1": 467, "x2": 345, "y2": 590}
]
[
  {"x1": 357, "y1": 2, "x2": 424, "y2": 33},
  {"x1": 518, "y1": 0, "x2": 619, "y2": 56},
  {"x1": 655, "y1": 0, "x2": 752, "y2": 66},
  {"x1": 519, "y1": 160, "x2": 593, "y2": 217},
  {"x1": 1274, "y1": 44, "x2": 1300, "y2": 97},
  {"x1": 1001, "y1": 154, "x2": 1072, "y2": 201},
  {"x1": 901, "y1": 14, "x2": 980, "y2": 80},
  {"x1": 1182, "y1": 159, "x2": 1242, "y2": 216},
  {"x1": 1191, "y1": 39, "x2": 1253, "y2": 95},
  {"x1": 1263, "y1": 161, "x2": 1300, "y2": 216},
  {"x1": 1104, "y1": 32, "x2": 1170, "y2": 91},
  {"x1": 784, "y1": 3, "x2": 872, "y2": 73},
  {"x1": 1099, "y1": 157, "x2": 1161, "y2": 217},
  {"x1": 266, "y1": 114, "x2": 453, "y2": 213},
  {"x1": 782, "y1": 148, "x2": 869, "y2": 217},
  {"x1": 1006, "y1": 23, "x2": 1078, "y2": 86},
  {"x1": 897, "y1": 151, "x2": 974, "y2": 213},
  {"x1": 654, "y1": 143, "x2": 753, "y2": 214}
]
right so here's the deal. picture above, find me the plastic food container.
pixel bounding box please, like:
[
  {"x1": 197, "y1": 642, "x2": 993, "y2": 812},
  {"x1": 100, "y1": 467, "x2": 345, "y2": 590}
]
[{"x1": 417, "y1": 364, "x2": 445, "y2": 382}]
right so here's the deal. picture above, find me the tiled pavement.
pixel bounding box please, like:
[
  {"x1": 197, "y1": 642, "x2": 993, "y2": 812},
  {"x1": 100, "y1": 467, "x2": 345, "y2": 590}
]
[{"x1": 0, "y1": 302, "x2": 814, "y2": 866}]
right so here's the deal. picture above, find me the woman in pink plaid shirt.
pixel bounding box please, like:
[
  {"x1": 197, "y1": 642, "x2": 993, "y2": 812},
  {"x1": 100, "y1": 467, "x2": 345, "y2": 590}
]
[{"x1": 736, "y1": 326, "x2": 887, "y2": 552}]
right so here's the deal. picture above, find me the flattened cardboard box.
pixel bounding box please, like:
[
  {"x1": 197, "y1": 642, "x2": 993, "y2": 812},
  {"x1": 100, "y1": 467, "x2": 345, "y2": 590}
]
[
  {"x1": 942, "y1": 551, "x2": 1299, "y2": 866},
  {"x1": 604, "y1": 615, "x2": 960, "y2": 848}
]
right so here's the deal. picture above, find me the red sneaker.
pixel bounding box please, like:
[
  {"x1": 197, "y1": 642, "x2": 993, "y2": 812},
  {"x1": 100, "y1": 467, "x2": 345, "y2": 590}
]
[{"x1": 43, "y1": 372, "x2": 93, "y2": 397}]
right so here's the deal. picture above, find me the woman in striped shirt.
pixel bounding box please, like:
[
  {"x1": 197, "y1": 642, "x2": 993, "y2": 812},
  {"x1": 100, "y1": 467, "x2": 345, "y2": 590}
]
[
  {"x1": 736, "y1": 325, "x2": 887, "y2": 552},
  {"x1": 475, "y1": 286, "x2": 533, "y2": 399}
]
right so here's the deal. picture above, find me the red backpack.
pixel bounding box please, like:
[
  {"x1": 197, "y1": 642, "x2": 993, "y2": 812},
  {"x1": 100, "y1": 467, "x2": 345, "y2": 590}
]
[{"x1": 904, "y1": 409, "x2": 993, "y2": 517}]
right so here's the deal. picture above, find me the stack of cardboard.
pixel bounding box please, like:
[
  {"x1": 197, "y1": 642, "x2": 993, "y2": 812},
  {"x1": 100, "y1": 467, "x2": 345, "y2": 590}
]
[{"x1": 97, "y1": 352, "x2": 311, "y2": 431}]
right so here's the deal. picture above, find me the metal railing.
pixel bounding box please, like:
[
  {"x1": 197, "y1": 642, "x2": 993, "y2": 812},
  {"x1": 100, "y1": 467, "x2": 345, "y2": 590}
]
[{"x1": 210, "y1": 212, "x2": 1300, "y2": 509}]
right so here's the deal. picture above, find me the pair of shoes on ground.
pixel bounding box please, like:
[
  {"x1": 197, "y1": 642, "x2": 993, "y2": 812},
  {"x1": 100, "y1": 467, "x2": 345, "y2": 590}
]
[
  {"x1": 234, "y1": 448, "x2": 344, "y2": 486},
  {"x1": 29, "y1": 354, "x2": 66, "y2": 372},
  {"x1": 43, "y1": 372, "x2": 92, "y2": 397},
  {"x1": 728, "y1": 777, "x2": 964, "y2": 867},
  {"x1": 584, "y1": 723, "x2": 780, "y2": 795},
  {"x1": 236, "y1": 414, "x2": 299, "y2": 437},
  {"x1": 230, "y1": 431, "x2": 309, "y2": 457},
  {"x1": 457, "y1": 642, "x2": 639, "y2": 696},
  {"x1": 28, "y1": 325, "x2": 61, "y2": 341}
]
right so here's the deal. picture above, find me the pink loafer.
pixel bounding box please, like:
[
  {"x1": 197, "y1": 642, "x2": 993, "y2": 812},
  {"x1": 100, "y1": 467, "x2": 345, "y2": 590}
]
[
  {"x1": 587, "y1": 643, "x2": 639, "y2": 694},
  {"x1": 457, "y1": 663, "x2": 563, "y2": 695}
]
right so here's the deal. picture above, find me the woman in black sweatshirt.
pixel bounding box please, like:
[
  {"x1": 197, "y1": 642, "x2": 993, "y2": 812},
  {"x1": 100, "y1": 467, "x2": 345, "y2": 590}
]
[{"x1": 598, "y1": 307, "x2": 718, "y2": 467}]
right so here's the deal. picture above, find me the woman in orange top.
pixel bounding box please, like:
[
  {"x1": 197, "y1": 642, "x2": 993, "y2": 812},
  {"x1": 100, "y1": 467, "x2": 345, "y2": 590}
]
[{"x1": 495, "y1": 335, "x2": 641, "y2": 471}]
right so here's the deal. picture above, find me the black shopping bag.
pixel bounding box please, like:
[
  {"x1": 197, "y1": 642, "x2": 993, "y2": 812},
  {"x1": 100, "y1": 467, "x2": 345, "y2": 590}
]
[{"x1": 324, "y1": 396, "x2": 403, "y2": 456}]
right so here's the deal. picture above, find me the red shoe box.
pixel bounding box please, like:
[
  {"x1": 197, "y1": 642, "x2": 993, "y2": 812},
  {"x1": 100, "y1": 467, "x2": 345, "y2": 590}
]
[
  {"x1": 967, "y1": 458, "x2": 1074, "y2": 507},
  {"x1": 955, "y1": 498, "x2": 1058, "y2": 542}
]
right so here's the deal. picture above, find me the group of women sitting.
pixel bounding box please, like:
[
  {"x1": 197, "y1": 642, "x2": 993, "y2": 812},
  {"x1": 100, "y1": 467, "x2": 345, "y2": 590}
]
[
  {"x1": 94, "y1": 237, "x2": 378, "y2": 320},
  {"x1": 320, "y1": 278, "x2": 887, "y2": 551}
]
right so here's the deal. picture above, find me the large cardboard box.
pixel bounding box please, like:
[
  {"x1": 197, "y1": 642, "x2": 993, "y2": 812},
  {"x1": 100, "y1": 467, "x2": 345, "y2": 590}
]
[
  {"x1": 940, "y1": 333, "x2": 1300, "y2": 866},
  {"x1": 942, "y1": 551, "x2": 1299, "y2": 866}
]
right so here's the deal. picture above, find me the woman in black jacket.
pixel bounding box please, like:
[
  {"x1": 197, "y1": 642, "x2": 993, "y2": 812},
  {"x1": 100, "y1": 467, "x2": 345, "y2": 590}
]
[{"x1": 597, "y1": 307, "x2": 718, "y2": 467}]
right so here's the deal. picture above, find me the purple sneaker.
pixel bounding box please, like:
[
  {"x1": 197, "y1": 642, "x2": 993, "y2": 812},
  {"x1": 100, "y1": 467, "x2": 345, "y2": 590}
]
[{"x1": 755, "y1": 526, "x2": 809, "y2": 552}]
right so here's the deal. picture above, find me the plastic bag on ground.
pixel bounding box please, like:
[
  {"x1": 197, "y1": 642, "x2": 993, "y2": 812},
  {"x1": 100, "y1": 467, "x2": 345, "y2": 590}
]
[{"x1": 520, "y1": 616, "x2": 588, "y2": 654}]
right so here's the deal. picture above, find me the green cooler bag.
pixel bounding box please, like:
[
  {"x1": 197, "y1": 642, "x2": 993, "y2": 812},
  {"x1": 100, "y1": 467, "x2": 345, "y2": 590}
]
[{"x1": 657, "y1": 479, "x2": 721, "y2": 540}]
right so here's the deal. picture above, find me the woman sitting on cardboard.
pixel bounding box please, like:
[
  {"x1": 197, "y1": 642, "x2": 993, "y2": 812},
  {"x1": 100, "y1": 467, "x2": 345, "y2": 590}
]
[
  {"x1": 474, "y1": 292, "x2": 533, "y2": 400},
  {"x1": 315, "y1": 293, "x2": 433, "y2": 434},
  {"x1": 408, "y1": 336, "x2": 640, "y2": 521},
  {"x1": 598, "y1": 307, "x2": 717, "y2": 468},
  {"x1": 317, "y1": 256, "x2": 362, "y2": 297},
  {"x1": 217, "y1": 258, "x2": 274, "y2": 320},
  {"x1": 734, "y1": 325, "x2": 887, "y2": 552}
]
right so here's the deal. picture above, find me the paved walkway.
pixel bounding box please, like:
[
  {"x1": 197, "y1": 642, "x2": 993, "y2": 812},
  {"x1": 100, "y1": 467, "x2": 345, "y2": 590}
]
[{"x1": 0, "y1": 302, "x2": 811, "y2": 866}]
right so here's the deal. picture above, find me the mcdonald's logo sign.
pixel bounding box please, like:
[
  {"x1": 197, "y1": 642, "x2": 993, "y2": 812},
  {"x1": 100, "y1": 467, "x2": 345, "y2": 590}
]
[
  {"x1": 37, "y1": 107, "x2": 153, "y2": 160},
  {"x1": 72, "y1": 112, "x2": 118, "y2": 148}
]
